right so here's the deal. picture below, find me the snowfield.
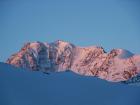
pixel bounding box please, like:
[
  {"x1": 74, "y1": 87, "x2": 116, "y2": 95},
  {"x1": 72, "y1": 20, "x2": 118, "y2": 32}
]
[{"x1": 0, "y1": 62, "x2": 140, "y2": 105}]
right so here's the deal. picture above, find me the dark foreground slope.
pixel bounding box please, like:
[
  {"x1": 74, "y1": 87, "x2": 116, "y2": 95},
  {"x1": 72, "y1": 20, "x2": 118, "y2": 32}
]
[{"x1": 0, "y1": 63, "x2": 140, "y2": 105}]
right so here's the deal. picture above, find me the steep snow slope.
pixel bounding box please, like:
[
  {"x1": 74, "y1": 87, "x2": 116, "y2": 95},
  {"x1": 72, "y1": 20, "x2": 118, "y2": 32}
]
[
  {"x1": 6, "y1": 40, "x2": 140, "y2": 82},
  {"x1": 0, "y1": 62, "x2": 140, "y2": 105},
  {"x1": 116, "y1": 49, "x2": 134, "y2": 59}
]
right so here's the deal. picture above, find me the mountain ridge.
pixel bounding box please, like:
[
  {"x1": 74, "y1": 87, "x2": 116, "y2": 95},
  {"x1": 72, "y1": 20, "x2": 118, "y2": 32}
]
[{"x1": 6, "y1": 40, "x2": 140, "y2": 82}]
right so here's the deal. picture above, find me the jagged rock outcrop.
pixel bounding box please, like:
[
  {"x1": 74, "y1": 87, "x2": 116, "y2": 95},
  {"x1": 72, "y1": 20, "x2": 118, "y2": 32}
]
[{"x1": 6, "y1": 40, "x2": 140, "y2": 82}]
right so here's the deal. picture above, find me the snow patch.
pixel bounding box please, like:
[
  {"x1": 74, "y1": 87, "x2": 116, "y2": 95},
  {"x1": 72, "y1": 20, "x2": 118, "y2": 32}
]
[{"x1": 117, "y1": 49, "x2": 134, "y2": 59}]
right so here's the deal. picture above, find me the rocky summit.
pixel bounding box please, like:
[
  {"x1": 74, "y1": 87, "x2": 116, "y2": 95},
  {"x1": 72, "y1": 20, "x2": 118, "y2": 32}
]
[{"x1": 6, "y1": 40, "x2": 140, "y2": 82}]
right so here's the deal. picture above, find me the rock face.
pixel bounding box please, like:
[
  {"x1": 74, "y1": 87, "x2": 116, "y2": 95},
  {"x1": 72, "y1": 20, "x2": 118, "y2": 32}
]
[{"x1": 6, "y1": 40, "x2": 140, "y2": 82}]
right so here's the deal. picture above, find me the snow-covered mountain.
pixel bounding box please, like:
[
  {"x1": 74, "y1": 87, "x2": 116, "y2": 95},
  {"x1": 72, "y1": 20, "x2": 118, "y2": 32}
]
[
  {"x1": 6, "y1": 40, "x2": 140, "y2": 82},
  {"x1": 1, "y1": 62, "x2": 140, "y2": 105}
]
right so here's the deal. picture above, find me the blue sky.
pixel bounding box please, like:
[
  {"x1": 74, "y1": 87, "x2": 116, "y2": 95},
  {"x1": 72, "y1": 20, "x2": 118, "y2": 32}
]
[{"x1": 0, "y1": 0, "x2": 140, "y2": 62}]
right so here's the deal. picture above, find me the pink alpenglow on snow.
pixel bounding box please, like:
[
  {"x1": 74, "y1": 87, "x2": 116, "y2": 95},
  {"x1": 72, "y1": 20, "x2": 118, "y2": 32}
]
[{"x1": 6, "y1": 40, "x2": 140, "y2": 82}]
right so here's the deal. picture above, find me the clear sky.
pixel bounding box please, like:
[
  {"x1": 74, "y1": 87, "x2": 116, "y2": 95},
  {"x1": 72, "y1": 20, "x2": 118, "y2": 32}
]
[{"x1": 0, "y1": 0, "x2": 140, "y2": 62}]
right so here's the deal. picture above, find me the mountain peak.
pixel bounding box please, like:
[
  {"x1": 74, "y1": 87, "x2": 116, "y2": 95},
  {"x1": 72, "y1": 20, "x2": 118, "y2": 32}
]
[
  {"x1": 109, "y1": 49, "x2": 134, "y2": 59},
  {"x1": 6, "y1": 40, "x2": 140, "y2": 82},
  {"x1": 55, "y1": 40, "x2": 69, "y2": 43}
]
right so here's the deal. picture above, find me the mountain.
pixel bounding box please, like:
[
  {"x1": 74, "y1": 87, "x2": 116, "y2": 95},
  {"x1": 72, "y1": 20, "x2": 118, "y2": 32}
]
[
  {"x1": 1, "y1": 62, "x2": 140, "y2": 105},
  {"x1": 6, "y1": 40, "x2": 140, "y2": 82}
]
